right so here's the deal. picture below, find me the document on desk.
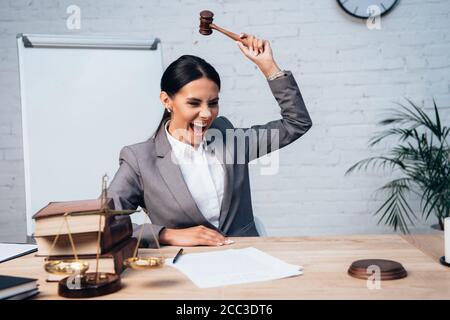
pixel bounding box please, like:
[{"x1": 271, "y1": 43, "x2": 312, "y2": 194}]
[
  {"x1": 0, "y1": 243, "x2": 37, "y2": 263},
  {"x1": 166, "y1": 247, "x2": 303, "y2": 288}
]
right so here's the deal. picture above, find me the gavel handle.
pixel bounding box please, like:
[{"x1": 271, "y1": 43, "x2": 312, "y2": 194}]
[{"x1": 210, "y1": 23, "x2": 251, "y2": 47}]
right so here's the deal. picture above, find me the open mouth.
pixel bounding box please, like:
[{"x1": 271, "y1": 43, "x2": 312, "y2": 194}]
[{"x1": 189, "y1": 122, "x2": 208, "y2": 137}]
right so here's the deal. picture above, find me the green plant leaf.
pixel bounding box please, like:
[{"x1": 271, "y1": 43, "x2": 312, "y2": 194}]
[{"x1": 346, "y1": 98, "x2": 450, "y2": 233}]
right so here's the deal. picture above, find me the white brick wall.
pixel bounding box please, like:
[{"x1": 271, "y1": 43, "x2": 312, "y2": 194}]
[{"x1": 1, "y1": 0, "x2": 449, "y2": 241}]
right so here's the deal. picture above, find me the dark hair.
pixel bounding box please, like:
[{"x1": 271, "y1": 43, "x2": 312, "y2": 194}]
[{"x1": 153, "y1": 55, "x2": 221, "y2": 138}]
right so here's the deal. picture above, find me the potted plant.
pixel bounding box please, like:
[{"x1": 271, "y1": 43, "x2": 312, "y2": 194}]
[{"x1": 345, "y1": 98, "x2": 449, "y2": 233}]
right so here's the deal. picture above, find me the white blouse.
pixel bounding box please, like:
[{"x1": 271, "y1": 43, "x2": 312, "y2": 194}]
[{"x1": 164, "y1": 120, "x2": 225, "y2": 228}]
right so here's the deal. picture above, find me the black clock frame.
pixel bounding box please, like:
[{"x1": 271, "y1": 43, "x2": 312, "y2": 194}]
[{"x1": 336, "y1": 0, "x2": 400, "y2": 20}]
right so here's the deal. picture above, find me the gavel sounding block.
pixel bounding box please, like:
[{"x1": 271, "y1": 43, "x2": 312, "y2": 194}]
[{"x1": 348, "y1": 259, "x2": 407, "y2": 280}]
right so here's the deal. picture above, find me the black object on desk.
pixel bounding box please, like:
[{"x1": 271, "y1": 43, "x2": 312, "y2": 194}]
[
  {"x1": 173, "y1": 248, "x2": 184, "y2": 264},
  {"x1": 440, "y1": 256, "x2": 450, "y2": 267}
]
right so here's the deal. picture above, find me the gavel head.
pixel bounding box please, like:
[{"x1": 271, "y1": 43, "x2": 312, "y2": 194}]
[{"x1": 199, "y1": 10, "x2": 214, "y2": 35}]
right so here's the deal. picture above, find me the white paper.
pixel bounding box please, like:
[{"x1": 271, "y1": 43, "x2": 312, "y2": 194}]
[
  {"x1": 0, "y1": 243, "x2": 37, "y2": 263},
  {"x1": 166, "y1": 247, "x2": 303, "y2": 288}
]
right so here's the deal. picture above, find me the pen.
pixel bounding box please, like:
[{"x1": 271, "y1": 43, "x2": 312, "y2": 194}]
[{"x1": 173, "y1": 248, "x2": 184, "y2": 264}]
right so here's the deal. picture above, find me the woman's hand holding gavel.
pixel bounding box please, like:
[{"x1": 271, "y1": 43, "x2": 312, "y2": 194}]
[
  {"x1": 199, "y1": 10, "x2": 281, "y2": 79},
  {"x1": 235, "y1": 33, "x2": 281, "y2": 79}
]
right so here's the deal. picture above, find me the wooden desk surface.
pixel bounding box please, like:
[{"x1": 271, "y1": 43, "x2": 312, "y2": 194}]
[{"x1": 0, "y1": 234, "x2": 448, "y2": 299}]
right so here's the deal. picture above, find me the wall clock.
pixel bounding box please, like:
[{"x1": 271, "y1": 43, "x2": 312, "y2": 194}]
[{"x1": 336, "y1": 0, "x2": 400, "y2": 19}]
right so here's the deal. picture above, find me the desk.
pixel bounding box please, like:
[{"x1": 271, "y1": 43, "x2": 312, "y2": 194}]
[{"x1": 0, "y1": 235, "x2": 448, "y2": 299}]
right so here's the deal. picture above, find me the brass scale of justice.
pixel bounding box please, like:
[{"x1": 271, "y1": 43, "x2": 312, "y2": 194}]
[
  {"x1": 43, "y1": 174, "x2": 165, "y2": 298},
  {"x1": 42, "y1": 11, "x2": 253, "y2": 298}
]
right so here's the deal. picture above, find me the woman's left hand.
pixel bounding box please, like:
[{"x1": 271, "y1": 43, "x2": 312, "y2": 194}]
[{"x1": 236, "y1": 34, "x2": 280, "y2": 78}]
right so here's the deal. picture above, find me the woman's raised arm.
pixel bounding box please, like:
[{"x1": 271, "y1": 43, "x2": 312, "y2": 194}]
[{"x1": 226, "y1": 36, "x2": 313, "y2": 163}]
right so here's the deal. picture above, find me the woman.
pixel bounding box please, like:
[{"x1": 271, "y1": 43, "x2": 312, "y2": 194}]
[{"x1": 108, "y1": 34, "x2": 312, "y2": 247}]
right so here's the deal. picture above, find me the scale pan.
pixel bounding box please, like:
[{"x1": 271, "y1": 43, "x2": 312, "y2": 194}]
[
  {"x1": 124, "y1": 256, "x2": 165, "y2": 270},
  {"x1": 44, "y1": 259, "x2": 90, "y2": 275}
]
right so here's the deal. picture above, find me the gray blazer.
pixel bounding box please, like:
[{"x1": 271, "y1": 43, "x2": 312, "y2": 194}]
[{"x1": 108, "y1": 70, "x2": 312, "y2": 247}]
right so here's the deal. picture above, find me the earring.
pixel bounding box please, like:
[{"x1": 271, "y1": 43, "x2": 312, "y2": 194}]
[{"x1": 167, "y1": 108, "x2": 172, "y2": 113}]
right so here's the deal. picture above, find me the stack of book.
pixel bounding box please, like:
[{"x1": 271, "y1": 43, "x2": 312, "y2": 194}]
[
  {"x1": 33, "y1": 199, "x2": 136, "y2": 281},
  {"x1": 0, "y1": 275, "x2": 39, "y2": 300}
]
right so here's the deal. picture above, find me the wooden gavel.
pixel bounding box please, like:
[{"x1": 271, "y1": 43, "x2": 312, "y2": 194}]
[{"x1": 199, "y1": 10, "x2": 252, "y2": 48}]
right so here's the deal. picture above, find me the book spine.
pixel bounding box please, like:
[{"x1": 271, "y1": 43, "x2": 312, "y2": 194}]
[
  {"x1": 113, "y1": 237, "x2": 137, "y2": 274},
  {"x1": 100, "y1": 215, "x2": 132, "y2": 253}
]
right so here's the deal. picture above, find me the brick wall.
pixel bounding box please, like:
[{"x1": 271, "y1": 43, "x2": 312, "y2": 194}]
[{"x1": 1, "y1": 0, "x2": 449, "y2": 241}]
